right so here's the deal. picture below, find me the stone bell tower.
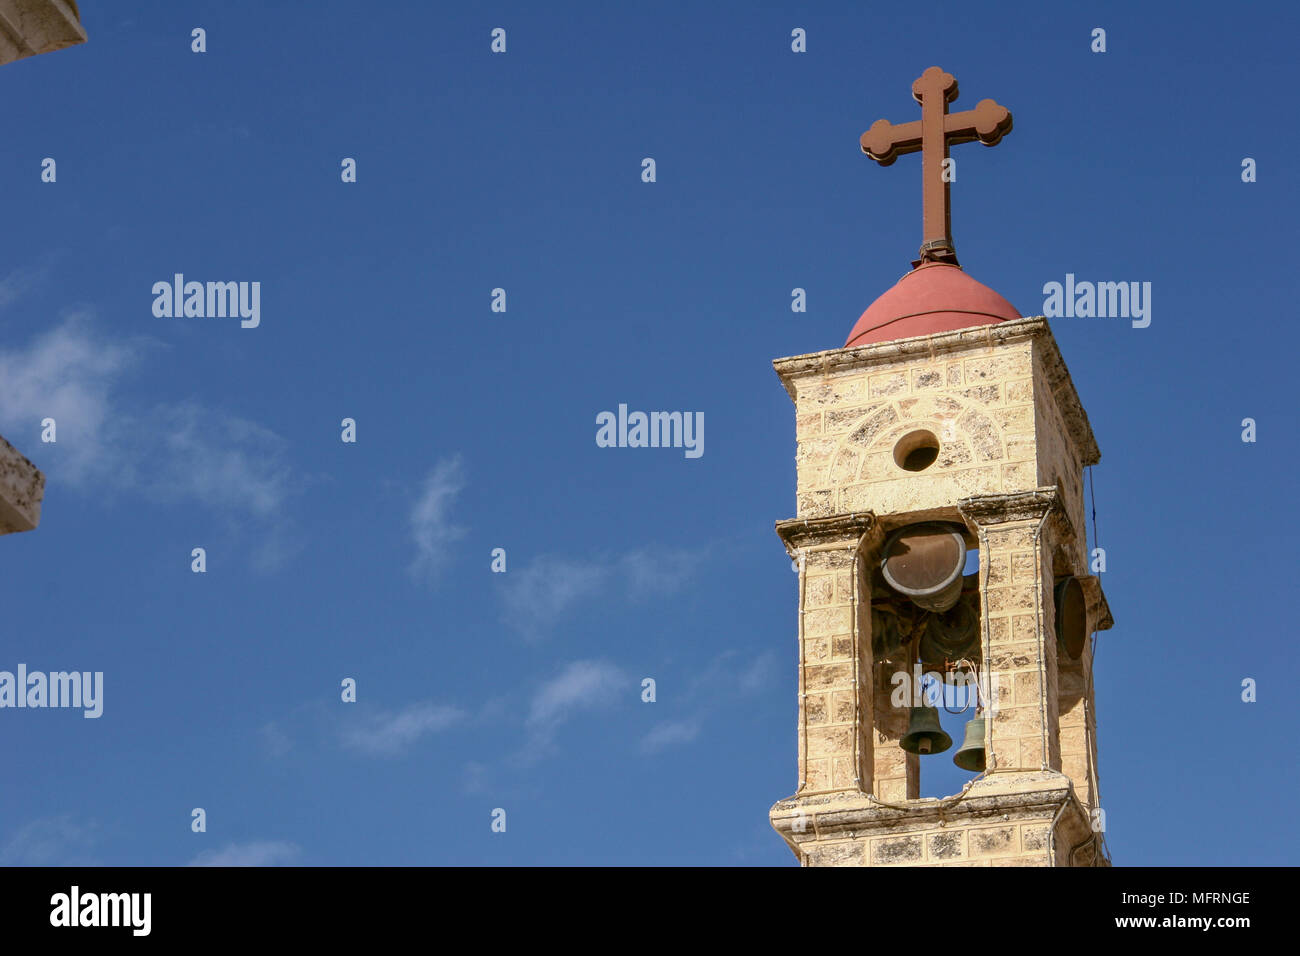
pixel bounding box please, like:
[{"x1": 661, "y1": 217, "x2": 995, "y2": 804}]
[{"x1": 769, "y1": 67, "x2": 1113, "y2": 867}]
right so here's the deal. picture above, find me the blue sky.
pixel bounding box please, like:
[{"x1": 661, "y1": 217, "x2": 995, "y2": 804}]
[{"x1": 0, "y1": 1, "x2": 1296, "y2": 866}]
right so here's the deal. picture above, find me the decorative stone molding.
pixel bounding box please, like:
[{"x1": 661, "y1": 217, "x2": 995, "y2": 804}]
[
  {"x1": 958, "y1": 486, "x2": 1059, "y2": 526},
  {"x1": 775, "y1": 511, "x2": 879, "y2": 553},
  {"x1": 0, "y1": 0, "x2": 86, "y2": 67}
]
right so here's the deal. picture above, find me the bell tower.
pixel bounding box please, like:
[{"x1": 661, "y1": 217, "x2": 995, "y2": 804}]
[{"x1": 769, "y1": 67, "x2": 1113, "y2": 867}]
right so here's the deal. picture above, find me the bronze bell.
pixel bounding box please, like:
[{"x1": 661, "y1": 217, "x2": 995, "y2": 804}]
[
  {"x1": 918, "y1": 586, "x2": 980, "y2": 663},
  {"x1": 880, "y1": 523, "x2": 968, "y2": 613},
  {"x1": 952, "y1": 716, "x2": 986, "y2": 771},
  {"x1": 899, "y1": 705, "x2": 952, "y2": 755},
  {"x1": 1054, "y1": 576, "x2": 1088, "y2": 660}
]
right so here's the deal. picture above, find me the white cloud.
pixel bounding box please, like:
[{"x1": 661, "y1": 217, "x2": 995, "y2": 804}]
[
  {"x1": 258, "y1": 721, "x2": 293, "y2": 758},
  {"x1": 187, "y1": 841, "x2": 300, "y2": 867},
  {"x1": 461, "y1": 761, "x2": 490, "y2": 795},
  {"x1": 500, "y1": 547, "x2": 705, "y2": 638},
  {"x1": 0, "y1": 815, "x2": 99, "y2": 866},
  {"x1": 341, "y1": 701, "x2": 464, "y2": 757},
  {"x1": 737, "y1": 650, "x2": 778, "y2": 693},
  {"x1": 0, "y1": 312, "x2": 298, "y2": 524},
  {"x1": 637, "y1": 651, "x2": 778, "y2": 758},
  {"x1": 499, "y1": 555, "x2": 610, "y2": 638},
  {"x1": 0, "y1": 313, "x2": 139, "y2": 483},
  {"x1": 409, "y1": 456, "x2": 467, "y2": 579},
  {"x1": 527, "y1": 660, "x2": 625, "y2": 738},
  {"x1": 0, "y1": 263, "x2": 47, "y2": 310},
  {"x1": 619, "y1": 547, "x2": 704, "y2": 598},
  {"x1": 147, "y1": 402, "x2": 293, "y2": 517},
  {"x1": 641, "y1": 719, "x2": 701, "y2": 754}
]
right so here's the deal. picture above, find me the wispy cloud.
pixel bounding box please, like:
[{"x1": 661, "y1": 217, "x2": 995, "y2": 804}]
[
  {"x1": 500, "y1": 555, "x2": 610, "y2": 637},
  {"x1": 0, "y1": 304, "x2": 301, "y2": 541},
  {"x1": 461, "y1": 761, "x2": 490, "y2": 795},
  {"x1": 0, "y1": 262, "x2": 49, "y2": 310},
  {"x1": 620, "y1": 547, "x2": 704, "y2": 598},
  {"x1": 148, "y1": 402, "x2": 293, "y2": 517},
  {"x1": 258, "y1": 721, "x2": 293, "y2": 758},
  {"x1": 737, "y1": 651, "x2": 778, "y2": 694},
  {"x1": 409, "y1": 456, "x2": 467, "y2": 580},
  {"x1": 340, "y1": 701, "x2": 464, "y2": 757},
  {"x1": 500, "y1": 547, "x2": 706, "y2": 638},
  {"x1": 637, "y1": 650, "x2": 778, "y2": 756},
  {"x1": 0, "y1": 312, "x2": 140, "y2": 483},
  {"x1": 187, "y1": 841, "x2": 300, "y2": 867},
  {"x1": 0, "y1": 815, "x2": 100, "y2": 866},
  {"x1": 525, "y1": 659, "x2": 626, "y2": 748},
  {"x1": 640, "y1": 719, "x2": 701, "y2": 754}
]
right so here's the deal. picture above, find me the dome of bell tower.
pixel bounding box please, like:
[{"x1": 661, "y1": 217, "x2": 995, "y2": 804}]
[{"x1": 845, "y1": 261, "x2": 1021, "y2": 348}]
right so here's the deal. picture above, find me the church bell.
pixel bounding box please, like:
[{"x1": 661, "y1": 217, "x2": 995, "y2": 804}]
[
  {"x1": 880, "y1": 522, "x2": 968, "y2": 613},
  {"x1": 952, "y1": 716, "x2": 987, "y2": 771},
  {"x1": 1053, "y1": 576, "x2": 1088, "y2": 660},
  {"x1": 899, "y1": 705, "x2": 952, "y2": 755}
]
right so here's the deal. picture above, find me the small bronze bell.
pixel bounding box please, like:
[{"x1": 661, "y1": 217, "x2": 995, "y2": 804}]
[
  {"x1": 899, "y1": 705, "x2": 952, "y2": 755},
  {"x1": 952, "y1": 716, "x2": 987, "y2": 771}
]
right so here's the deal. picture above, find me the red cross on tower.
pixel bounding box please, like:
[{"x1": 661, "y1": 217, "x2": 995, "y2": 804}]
[{"x1": 861, "y1": 66, "x2": 1012, "y2": 267}]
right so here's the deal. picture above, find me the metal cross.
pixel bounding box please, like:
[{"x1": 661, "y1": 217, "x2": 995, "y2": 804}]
[{"x1": 861, "y1": 67, "x2": 1012, "y2": 266}]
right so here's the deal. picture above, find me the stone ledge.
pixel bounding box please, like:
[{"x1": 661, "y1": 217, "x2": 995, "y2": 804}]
[
  {"x1": 775, "y1": 511, "x2": 879, "y2": 552},
  {"x1": 0, "y1": 0, "x2": 85, "y2": 66},
  {"x1": 0, "y1": 433, "x2": 44, "y2": 534},
  {"x1": 773, "y1": 317, "x2": 1049, "y2": 395},
  {"x1": 1079, "y1": 573, "x2": 1114, "y2": 632},
  {"x1": 771, "y1": 770, "x2": 1085, "y2": 844},
  {"x1": 959, "y1": 486, "x2": 1059, "y2": 525}
]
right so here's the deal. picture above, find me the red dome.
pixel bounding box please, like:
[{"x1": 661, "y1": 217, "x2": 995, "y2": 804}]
[{"x1": 845, "y1": 262, "x2": 1020, "y2": 348}]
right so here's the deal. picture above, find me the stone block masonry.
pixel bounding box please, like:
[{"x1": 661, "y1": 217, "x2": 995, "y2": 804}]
[{"x1": 0, "y1": 433, "x2": 44, "y2": 535}]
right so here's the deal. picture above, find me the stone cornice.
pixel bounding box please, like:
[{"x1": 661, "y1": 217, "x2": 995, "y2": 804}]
[
  {"x1": 775, "y1": 511, "x2": 879, "y2": 552},
  {"x1": 959, "y1": 486, "x2": 1082, "y2": 557},
  {"x1": 959, "y1": 487, "x2": 1058, "y2": 526},
  {"x1": 770, "y1": 771, "x2": 1088, "y2": 845},
  {"x1": 772, "y1": 316, "x2": 1049, "y2": 398}
]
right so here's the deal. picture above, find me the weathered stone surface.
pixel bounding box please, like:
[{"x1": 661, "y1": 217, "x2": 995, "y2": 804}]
[
  {"x1": 969, "y1": 826, "x2": 1017, "y2": 857},
  {"x1": 871, "y1": 835, "x2": 922, "y2": 864},
  {"x1": 0, "y1": 433, "x2": 44, "y2": 534},
  {"x1": 0, "y1": 0, "x2": 86, "y2": 67},
  {"x1": 808, "y1": 841, "x2": 865, "y2": 866},
  {"x1": 928, "y1": 830, "x2": 964, "y2": 859}
]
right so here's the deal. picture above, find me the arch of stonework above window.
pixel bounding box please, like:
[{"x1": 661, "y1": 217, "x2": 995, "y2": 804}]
[
  {"x1": 827, "y1": 391, "x2": 1001, "y2": 488},
  {"x1": 772, "y1": 316, "x2": 1101, "y2": 470}
]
